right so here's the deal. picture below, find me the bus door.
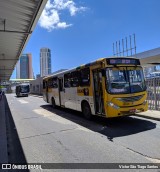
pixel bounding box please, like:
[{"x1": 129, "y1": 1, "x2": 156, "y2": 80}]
[
  {"x1": 58, "y1": 78, "x2": 65, "y2": 106},
  {"x1": 46, "y1": 81, "x2": 49, "y2": 103},
  {"x1": 93, "y1": 69, "x2": 105, "y2": 115}
]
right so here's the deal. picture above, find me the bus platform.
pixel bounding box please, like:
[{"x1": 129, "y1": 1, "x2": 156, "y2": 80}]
[
  {"x1": 135, "y1": 110, "x2": 160, "y2": 121},
  {"x1": 0, "y1": 95, "x2": 8, "y2": 163}
]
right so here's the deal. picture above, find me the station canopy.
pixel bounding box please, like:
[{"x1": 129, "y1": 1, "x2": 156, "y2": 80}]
[
  {"x1": 136, "y1": 47, "x2": 160, "y2": 67},
  {"x1": 0, "y1": 0, "x2": 47, "y2": 82}
]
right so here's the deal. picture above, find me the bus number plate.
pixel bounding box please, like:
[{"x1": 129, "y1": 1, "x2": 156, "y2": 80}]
[{"x1": 129, "y1": 109, "x2": 136, "y2": 113}]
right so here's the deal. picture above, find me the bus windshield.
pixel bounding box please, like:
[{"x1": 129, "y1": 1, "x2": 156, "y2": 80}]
[
  {"x1": 21, "y1": 85, "x2": 29, "y2": 93},
  {"x1": 106, "y1": 66, "x2": 147, "y2": 94}
]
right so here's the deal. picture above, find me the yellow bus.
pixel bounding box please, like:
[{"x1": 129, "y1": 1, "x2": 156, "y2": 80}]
[{"x1": 43, "y1": 57, "x2": 148, "y2": 119}]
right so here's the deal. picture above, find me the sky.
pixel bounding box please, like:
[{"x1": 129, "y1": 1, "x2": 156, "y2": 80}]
[{"x1": 11, "y1": 0, "x2": 160, "y2": 78}]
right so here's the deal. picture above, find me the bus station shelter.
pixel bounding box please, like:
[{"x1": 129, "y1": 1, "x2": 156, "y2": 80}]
[{"x1": 0, "y1": 0, "x2": 47, "y2": 83}]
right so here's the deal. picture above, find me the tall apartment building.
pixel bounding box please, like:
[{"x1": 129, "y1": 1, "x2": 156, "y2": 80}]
[
  {"x1": 16, "y1": 54, "x2": 33, "y2": 79},
  {"x1": 40, "y1": 48, "x2": 51, "y2": 77}
]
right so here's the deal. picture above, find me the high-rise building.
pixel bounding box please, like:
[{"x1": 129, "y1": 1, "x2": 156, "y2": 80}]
[
  {"x1": 40, "y1": 48, "x2": 51, "y2": 77},
  {"x1": 16, "y1": 54, "x2": 33, "y2": 79}
]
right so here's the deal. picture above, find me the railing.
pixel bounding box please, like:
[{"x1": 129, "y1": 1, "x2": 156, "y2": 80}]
[{"x1": 146, "y1": 78, "x2": 160, "y2": 110}]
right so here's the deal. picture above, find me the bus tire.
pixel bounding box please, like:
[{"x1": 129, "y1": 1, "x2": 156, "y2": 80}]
[
  {"x1": 52, "y1": 97, "x2": 56, "y2": 108},
  {"x1": 82, "y1": 101, "x2": 92, "y2": 120}
]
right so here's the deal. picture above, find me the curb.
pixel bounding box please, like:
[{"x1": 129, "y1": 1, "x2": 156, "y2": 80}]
[
  {"x1": 0, "y1": 96, "x2": 8, "y2": 163},
  {"x1": 134, "y1": 114, "x2": 160, "y2": 121}
]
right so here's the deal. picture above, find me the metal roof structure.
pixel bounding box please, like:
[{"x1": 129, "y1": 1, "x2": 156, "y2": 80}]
[
  {"x1": 0, "y1": 0, "x2": 47, "y2": 82},
  {"x1": 136, "y1": 47, "x2": 160, "y2": 66}
]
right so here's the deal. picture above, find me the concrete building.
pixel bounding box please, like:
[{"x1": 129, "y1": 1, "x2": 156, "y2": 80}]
[
  {"x1": 16, "y1": 54, "x2": 33, "y2": 79},
  {"x1": 40, "y1": 48, "x2": 51, "y2": 77},
  {"x1": 30, "y1": 77, "x2": 43, "y2": 95}
]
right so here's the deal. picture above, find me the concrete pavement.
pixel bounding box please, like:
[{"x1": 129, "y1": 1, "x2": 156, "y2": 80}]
[
  {"x1": 6, "y1": 94, "x2": 160, "y2": 165},
  {"x1": 0, "y1": 93, "x2": 160, "y2": 165},
  {"x1": 0, "y1": 95, "x2": 8, "y2": 163}
]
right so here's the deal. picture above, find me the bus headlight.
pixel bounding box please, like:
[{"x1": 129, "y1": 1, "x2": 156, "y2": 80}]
[
  {"x1": 142, "y1": 100, "x2": 147, "y2": 105},
  {"x1": 108, "y1": 102, "x2": 120, "y2": 110}
]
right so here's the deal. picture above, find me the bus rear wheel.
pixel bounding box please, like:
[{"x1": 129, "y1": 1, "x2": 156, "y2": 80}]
[
  {"x1": 52, "y1": 98, "x2": 56, "y2": 108},
  {"x1": 82, "y1": 102, "x2": 92, "y2": 120}
]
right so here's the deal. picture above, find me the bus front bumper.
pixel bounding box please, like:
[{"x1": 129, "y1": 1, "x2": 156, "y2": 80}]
[{"x1": 106, "y1": 101, "x2": 148, "y2": 118}]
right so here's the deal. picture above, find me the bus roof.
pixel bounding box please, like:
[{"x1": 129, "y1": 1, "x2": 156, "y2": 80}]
[{"x1": 43, "y1": 56, "x2": 139, "y2": 79}]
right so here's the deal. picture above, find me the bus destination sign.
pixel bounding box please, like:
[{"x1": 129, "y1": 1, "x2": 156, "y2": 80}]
[{"x1": 107, "y1": 58, "x2": 140, "y2": 65}]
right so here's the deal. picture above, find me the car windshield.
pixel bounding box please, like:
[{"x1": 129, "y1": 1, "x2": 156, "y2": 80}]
[{"x1": 106, "y1": 66, "x2": 147, "y2": 94}]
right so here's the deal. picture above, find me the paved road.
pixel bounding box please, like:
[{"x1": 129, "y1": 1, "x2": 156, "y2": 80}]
[{"x1": 5, "y1": 94, "x2": 160, "y2": 170}]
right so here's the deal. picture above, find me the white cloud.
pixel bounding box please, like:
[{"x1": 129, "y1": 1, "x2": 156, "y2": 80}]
[
  {"x1": 56, "y1": 22, "x2": 72, "y2": 28},
  {"x1": 39, "y1": 8, "x2": 71, "y2": 31},
  {"x1": 53, "y1": 0, "x2": 87, "y2": 16},
  {"x1": 39, "y1": 0, "x2": 87, "y2": 31}
]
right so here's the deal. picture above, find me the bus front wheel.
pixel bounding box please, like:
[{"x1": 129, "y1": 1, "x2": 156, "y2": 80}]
[{"x1": 82, "y1": 102, "x2": 92, "y2": 120}]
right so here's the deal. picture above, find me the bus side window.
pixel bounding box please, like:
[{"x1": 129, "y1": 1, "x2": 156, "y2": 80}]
[
  {"x1": 70, "y1": 71, "x2": 80, "y2": 87},
  {"x1": 48, "y1": 78, "x2": 53, "y2": 88},
  {"x1": 80, "y1": 68, "x2": 90, "y2": 86},
  {"x1": 64, "y1": 73, "x2": 71, "y2": 88},
  {"x1": 43, "y1": 81, "x2": 46, "y2": 89},
  {"x1": 52, "y1": 77, "x2": 58, "y2": 88}
]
